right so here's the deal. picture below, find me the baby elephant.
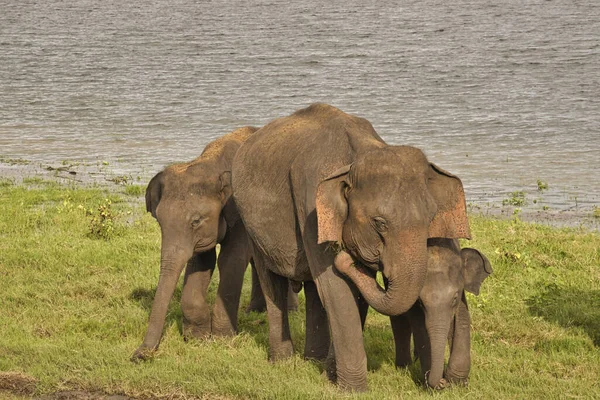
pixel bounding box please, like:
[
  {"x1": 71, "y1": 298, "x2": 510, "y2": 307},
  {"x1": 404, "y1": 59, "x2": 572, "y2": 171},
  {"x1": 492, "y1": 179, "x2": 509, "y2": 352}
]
[
  {"x1": 131, "y1": 126, "x2": 258, "y2": 361},
  {"x1": 391, "y1": 238, "x2": 492, "y2": 389}
]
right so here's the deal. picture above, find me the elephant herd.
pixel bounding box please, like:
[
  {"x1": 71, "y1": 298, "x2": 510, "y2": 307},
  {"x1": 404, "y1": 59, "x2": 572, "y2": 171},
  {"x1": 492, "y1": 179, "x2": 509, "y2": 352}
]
[{"x1": 130, "y1": 104, "x2": 492, "y2": 392}]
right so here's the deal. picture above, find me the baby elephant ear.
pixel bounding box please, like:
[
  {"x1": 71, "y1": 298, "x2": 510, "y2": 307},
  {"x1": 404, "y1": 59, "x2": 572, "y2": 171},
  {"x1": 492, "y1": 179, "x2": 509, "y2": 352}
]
[
  {"x1": 461, "y1": 248, "x2": 493, "y2": 295},
  {"x1": 219, "y1": 170, "x2": 233, "y2": 204},
  {"x1": 145, "y1": 171, "x2": 164, "y2": 218},
  {"x1": 427, "y1": 163, "x2": 471, "y2": 240},
  {"x1": 316, "y1": 165, "x2": 351, "y2": 244}
]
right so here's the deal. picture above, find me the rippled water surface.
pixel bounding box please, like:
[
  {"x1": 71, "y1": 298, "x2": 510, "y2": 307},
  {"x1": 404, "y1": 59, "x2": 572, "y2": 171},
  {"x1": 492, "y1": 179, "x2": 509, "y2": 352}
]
[{"x1": 1, "y1": 0, "x2": 599, "y2": 213}]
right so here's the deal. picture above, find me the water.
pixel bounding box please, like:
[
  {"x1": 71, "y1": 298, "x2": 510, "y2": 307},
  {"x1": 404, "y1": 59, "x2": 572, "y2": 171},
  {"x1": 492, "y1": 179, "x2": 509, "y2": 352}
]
[{"x1": 1, "y1": 0, "x2": 599, "y2": 218}]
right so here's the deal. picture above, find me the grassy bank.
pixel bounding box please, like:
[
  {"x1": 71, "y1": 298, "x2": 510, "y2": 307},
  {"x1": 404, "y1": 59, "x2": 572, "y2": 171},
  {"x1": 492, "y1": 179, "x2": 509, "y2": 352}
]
[{"x1": 0, "y1": 180, "x2": 599, "y2": 399}]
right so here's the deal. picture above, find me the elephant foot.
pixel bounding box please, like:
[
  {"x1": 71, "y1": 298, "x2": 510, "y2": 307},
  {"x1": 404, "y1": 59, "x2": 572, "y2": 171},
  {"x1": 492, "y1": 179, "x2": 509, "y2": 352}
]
[
  {"x1": 304, "y1": 344, "x2": 329, "y2": 363},
  {"x1": 425, "y1": 371, "x2": 449, "y2": 390},
  {"x1": 395, "y1": 358, "x2": 412, "y2": 368},
  {"x1": 426, "y1": 378, "x2": 449, "y2": 390},
  {"x1": 130, "y1": 344, "x2": 156, "y2": 363},
  {"x1": 337, "y1": 378, "x2": 367, "y2": 393},
  {"x1": 245, "y1": 301, "x2": 267, "y2": 314},
  {"x1": 269, "y1": 342, "x2": 294, "y2": 362},
  {"x1": 182, "y1": 320, "x2": 211, "y2": 341},
  {"x1": 211, "y1": 325, "x2": 236, "y2": 337},
  {"x1": 324, "y1": 358, "x2": 337, "y2": 384},
  {"x1": 394, "y1": 352, "x2": 412, "y2": 368},
  {"x1": 445, "y1": 370, "x2": 469, "y2": 387},
  {"x1": 211, "y1": 314, "x2": 237, "y2": 337},
  {"x1": 335, "y1": 365, "x2": 368, "y2": 392}
]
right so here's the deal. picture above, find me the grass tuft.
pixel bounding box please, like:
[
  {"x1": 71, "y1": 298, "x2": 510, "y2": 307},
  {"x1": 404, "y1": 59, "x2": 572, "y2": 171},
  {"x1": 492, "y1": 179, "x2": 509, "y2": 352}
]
[{"x1": 124, "y1": 185, "x2": 145, "y2": 197}]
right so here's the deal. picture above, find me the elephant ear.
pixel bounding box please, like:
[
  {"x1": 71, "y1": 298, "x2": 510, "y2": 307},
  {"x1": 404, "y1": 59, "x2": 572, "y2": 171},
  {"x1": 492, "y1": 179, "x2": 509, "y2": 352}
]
[
  {"x1": 427, "y1": 163, "x2": 471, "y2": 240},
  {"x1": 145, "y1": 171, "x2": 164, "y2": 219},
  {"x1": 316, "y1": 165, "x2": 351, "y2": 244},
  {"x1": 461, "y1": 248, "x2": 493, "y2": 295},
  {"x1": 219, "y1": 170, "x2": 239, "y2": 228},
  {"x1": 219, "y1": 170, "x2": 233, "y2": 204}
]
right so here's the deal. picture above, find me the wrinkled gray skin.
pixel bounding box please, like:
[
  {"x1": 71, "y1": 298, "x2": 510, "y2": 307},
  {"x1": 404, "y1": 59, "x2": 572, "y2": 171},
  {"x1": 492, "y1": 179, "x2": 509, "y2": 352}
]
[
  {"x1": 232, "y1": 104, "x2": 471, "y2": 391},
  {"x1": 392, "y1": 239, "x2": 492, "y2": 389},
  {"x1": 131, "y1": 127, "x2": 259, "y2": 361}
]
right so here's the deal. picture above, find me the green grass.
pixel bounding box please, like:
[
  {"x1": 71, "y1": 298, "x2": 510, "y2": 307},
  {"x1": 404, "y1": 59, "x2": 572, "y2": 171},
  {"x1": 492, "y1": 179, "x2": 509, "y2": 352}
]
[
  {"x1": 124, "y1": 185, "x2": 145, "y2": 197},
  {"x1": 1, "y1": 182, "x2": 599, "y2": 399}
]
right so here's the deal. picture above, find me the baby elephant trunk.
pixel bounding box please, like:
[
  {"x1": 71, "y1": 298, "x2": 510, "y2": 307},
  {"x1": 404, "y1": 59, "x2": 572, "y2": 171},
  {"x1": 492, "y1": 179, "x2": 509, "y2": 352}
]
[
  {"x1": 424, "y1": 314, "x2": 454, "y2": 389},
  {"x1": 142, "y1": 243, "x2": 193, "y2": 350}
]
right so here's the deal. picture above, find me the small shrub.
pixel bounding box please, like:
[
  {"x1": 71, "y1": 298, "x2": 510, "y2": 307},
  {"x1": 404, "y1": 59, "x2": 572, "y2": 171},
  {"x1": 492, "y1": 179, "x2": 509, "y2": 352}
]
[
  {"x1": 89, "y1": 198, "x2": 119, "y2": 240},
  {"x1": 593, "y1": 206, "x2": 600, "y2": 219},
  {"x1": 110, "y1": 175, "x2": 131, "y2": 185}
]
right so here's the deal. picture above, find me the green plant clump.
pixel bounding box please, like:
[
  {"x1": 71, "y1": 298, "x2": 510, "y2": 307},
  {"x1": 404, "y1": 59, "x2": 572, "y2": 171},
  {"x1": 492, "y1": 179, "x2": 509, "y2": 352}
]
[
  {"x1": 89, "y1": 198, "x2": 119, "y2": 240},
  {"x1": 502, "y1": 190, "x2": 527, "y2": 206},
  {"x1": 124, "y1": 184, "x2": 145, "y2": 197},
  {"x1": 536, "y1": 179, "x2": 549, "y2": 192}
]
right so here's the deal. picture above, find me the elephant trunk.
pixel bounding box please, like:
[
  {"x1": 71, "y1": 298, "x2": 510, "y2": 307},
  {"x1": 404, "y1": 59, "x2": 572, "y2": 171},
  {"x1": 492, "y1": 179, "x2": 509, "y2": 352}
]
[
  {"x1": 334, "y1": 231, "x2": 428, "y2": 316},
  {"x1": 140, "y1": 243, "x2": 193, "y2": 351},
  {"x1": 446, "y1": 295, "x2": 471, "y2": 384},
  {"x1": 424, "y1": 314, "x2": 453, "y2": 389}
]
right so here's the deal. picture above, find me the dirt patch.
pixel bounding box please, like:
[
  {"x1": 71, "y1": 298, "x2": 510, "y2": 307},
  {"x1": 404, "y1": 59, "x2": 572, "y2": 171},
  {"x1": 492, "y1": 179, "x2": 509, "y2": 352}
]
[
  {"x1": 0, "y1": 372, "x2": 37, "y2": 396},
  {"x1": 35, "y1": 391, "x2": 129, "y2": 400},
  {"x1": 0, "y1": 373, "x2": 228, "y2": 400}
]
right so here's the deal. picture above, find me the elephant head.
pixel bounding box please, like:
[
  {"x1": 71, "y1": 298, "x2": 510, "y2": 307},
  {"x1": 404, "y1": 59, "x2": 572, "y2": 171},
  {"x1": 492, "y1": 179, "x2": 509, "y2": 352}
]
[
  {"x1": 418, "y1": 239, "x2": 492, "y2": 389},
  {"x1": 317, "y1": 146, "x2": 471, "y2": 317},
  {"x1": 138, "y1": 163, "x2": 234, "y2": 352}
]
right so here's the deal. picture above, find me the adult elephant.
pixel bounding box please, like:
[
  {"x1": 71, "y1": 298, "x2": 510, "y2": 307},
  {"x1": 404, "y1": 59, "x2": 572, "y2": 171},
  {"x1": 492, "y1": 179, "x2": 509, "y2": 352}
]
[
  {"x1": 131, "y1": 126, "x2": 259, "y2": 361},
  {"x1": 391, "y1": 239, "x2": 492, "y2": 389},
  {"x1": 232, "y1": 104, "x2": 470, "y2": 391}
]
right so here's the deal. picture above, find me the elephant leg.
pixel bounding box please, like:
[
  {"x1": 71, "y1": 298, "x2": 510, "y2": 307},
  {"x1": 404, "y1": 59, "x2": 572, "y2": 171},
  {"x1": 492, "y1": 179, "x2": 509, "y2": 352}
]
[
  {"x1": 212, "y1": 223, "x2": 251, "y2": 336},
  {"x1": 383, "y1": 275, "x2": 412, "y2": 367},
  {"x1": 287, "y1": 283, "x2": 299, "y2": 312},
  {"x1": 252, "y1": 250, "x2": 294, "y2": 361},
  {"x1": 391, "y1": 313, "x2": 412, "y2": 368},
  {"x1": 245, "y1": 259, "x2": 267, "y2": 313},
  {"x1": 313, "y1": 268, "x2": 367, "y2": 391},
  {"x1": 181, "y1": 249, "x2": 216, "y2": 340},
  {"x1": 408, "y1": 304, "x2": 431, "y2": 382},
  {"x1": 298, "y1": 210, "x2": 368, "y2": 392},
  {"x1": 445, "y1": 293, "x2": 471, "y2": 386},
  {"x1": 303, "y1": 280, "x2": 329, "y2": 362}
]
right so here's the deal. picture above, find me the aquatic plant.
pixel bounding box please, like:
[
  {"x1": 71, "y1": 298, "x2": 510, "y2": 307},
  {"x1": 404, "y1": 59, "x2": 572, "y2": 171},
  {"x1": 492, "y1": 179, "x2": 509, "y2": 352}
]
[
  {"x1": 537, "y1": 179, "x2": 549, "y2": 192},
  {"x1": 503, "y1": 191, "x2": 527, "y2": 207}
]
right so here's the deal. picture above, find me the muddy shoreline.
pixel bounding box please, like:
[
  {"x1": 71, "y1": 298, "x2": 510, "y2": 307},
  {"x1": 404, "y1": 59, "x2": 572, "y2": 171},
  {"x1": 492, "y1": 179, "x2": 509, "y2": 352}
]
[{"x1": 1, "y1": 160, "x2": 599, "y2": 232}]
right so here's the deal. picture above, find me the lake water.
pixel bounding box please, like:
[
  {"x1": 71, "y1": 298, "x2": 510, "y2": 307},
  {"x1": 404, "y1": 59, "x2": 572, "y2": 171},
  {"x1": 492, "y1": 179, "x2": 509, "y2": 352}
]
[{"x1": 1, "y1": 0, "x2": 599, "y2": 220}]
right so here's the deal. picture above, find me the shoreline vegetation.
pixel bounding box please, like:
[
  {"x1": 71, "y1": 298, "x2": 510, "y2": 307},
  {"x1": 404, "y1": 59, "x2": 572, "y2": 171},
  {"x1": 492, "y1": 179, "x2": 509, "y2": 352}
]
[
  {"x1": 1, "y1": 163, "x2": 599, "y2": 399},
  {"x1": 1, "y1": 157, "x2": 599, "y2": 232}
]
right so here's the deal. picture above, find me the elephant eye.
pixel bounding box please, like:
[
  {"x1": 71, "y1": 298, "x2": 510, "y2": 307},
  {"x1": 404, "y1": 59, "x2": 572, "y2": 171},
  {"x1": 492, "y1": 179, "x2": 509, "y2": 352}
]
[
  {"x1": 372, "y1": 217, "x2": 388, "y2": 233},
  {"x1": 191, "y1": 216, "x2": 204, "y2": 228},
  {"x1": 343, "y1": 182, "x2": 351, "y2": 198},
  {"x1": 451, "y1": 293, "x2": 459, "y2": 307}
]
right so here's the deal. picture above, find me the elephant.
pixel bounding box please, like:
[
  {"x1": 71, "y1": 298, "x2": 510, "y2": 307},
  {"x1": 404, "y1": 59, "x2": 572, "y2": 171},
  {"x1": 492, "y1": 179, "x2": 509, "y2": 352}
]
[
  {"x1": 231, "y1": 103, "x2": 470, "y2": 391},
  {"x1": 131, "y1": 126, "x2": 260, "y2": 361},
  {"x1": 391, "y1": 239, "x2": 492, "y2": 389}
]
